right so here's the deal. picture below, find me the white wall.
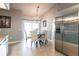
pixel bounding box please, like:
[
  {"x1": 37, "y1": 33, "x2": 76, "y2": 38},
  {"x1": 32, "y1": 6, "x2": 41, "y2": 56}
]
[
  {"x1": 40, "y1": 19, "x2": 52, "y2": 40},
  {"x1": 0, "y1": 9, "x2": 23, "y2": 42}
]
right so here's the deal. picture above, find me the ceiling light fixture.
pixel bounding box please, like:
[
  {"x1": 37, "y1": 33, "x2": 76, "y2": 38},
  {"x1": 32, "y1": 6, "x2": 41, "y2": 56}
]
[{"x1": 33, "y1": 4, "x2": 40, "y2": 20}]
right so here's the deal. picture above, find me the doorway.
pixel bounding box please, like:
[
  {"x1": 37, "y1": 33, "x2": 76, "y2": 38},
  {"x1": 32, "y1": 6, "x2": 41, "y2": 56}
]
[{"x1": 23, "y1": 20, "x2": 40, "y2": 39}]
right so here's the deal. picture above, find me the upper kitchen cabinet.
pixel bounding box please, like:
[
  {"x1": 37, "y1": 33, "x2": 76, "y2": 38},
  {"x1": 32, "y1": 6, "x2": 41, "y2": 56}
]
[{"x1": 0, "y1": 3, "x2": 10, "y2": 10}]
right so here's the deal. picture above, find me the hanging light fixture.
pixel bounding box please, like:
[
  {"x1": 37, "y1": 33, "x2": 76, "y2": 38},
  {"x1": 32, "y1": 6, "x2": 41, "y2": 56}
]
[
  {"x1": 33, "y1": 4, "x2": 40, "y2": 20},
  {"x1": 37, "y1": 5, "x2": 39, "y2": 14}
]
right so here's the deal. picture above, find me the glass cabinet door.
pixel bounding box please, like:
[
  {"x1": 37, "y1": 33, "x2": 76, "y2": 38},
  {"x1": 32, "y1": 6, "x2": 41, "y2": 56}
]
[{"x1": 63, "y1": 23, "x2": 78, "y2": 56}]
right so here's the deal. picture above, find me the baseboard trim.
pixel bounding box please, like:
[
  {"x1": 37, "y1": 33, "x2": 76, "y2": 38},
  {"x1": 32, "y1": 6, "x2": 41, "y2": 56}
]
[{"x1": 8, "y1": 41, "x2": 22, "y2": 45}]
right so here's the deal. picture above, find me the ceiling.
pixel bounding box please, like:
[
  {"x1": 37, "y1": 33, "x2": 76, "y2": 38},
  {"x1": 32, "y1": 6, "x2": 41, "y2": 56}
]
[
  {"x1": 10, "y1": 3, "x2": 55, "y2": 18},
  {"x1": 10, "y1": 3, "x2": 78, "y2": 20}
]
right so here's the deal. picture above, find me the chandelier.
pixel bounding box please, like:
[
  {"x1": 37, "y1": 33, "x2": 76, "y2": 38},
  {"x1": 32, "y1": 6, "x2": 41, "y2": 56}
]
[{"x1": 33, "y1": 4, "x2": 40, "y2": 20}]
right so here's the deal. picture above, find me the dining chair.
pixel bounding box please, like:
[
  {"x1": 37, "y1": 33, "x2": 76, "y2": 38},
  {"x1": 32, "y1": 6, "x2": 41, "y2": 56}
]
[
  {"x1": 38, "y1": 30, "x2": 48, "y2": 46},
  {"x1": 30, "y1": 31, "x2": 38, "y2": 48}
]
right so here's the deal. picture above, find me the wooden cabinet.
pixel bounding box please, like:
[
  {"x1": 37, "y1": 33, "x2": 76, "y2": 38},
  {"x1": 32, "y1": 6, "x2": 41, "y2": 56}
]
[{"x1": 0, "y1": 35, "x2": 8, "y2": 56}]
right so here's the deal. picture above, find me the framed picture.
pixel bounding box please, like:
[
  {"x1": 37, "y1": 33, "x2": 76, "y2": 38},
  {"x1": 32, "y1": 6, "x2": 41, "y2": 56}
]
[
  {"x1": 0, "y1": 15, "x2": 11, "y2": 28},
  {"x1": 43, "y1": 20, "x2": 47, "y2": 27}
]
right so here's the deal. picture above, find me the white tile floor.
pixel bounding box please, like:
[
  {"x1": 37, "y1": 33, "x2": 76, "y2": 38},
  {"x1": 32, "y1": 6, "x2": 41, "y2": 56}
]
[{"x1": 8, "y1": 39, "x2": 64, "y2": 56}]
